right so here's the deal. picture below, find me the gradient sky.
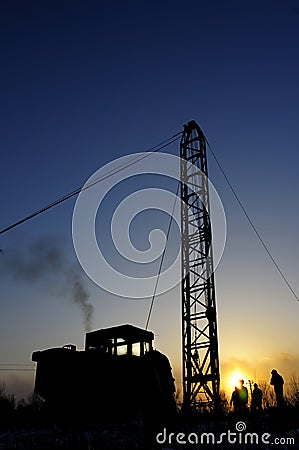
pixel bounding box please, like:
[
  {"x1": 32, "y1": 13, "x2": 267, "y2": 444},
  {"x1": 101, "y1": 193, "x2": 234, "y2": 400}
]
[{"x1": 0, "y1": 0, "x2": 299, "y2": 399}]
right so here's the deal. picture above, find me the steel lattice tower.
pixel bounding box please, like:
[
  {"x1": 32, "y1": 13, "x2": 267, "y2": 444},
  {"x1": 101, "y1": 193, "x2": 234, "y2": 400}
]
[{"x1": 180, "y1": 120, "x2": 220, "y2": 410}]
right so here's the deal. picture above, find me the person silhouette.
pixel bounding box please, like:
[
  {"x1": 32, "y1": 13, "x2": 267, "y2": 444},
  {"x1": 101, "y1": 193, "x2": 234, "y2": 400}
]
[
  {"x1": 238, "y1": 380, "x2": 248, "y2": 411},
  {"x1": 230, "y1": 386, "x2": 240, "y2": 412},
  {"x1": 251, "y1": 383, "x2": 262, "y2": 411},
  {"x1": 270, "y1": 369, "x2": 284, "y2": 407}
]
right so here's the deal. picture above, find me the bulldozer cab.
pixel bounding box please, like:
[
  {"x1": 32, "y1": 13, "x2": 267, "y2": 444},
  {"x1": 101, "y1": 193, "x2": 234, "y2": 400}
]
[{"x1": 85, "y1": 324, "x2": 154, "y2": 357}]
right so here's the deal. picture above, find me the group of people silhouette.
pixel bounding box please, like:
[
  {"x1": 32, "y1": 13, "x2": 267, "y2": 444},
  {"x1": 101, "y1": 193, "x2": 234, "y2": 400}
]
[{"x1": 230, "y1": 369, "x2": 284, "y2": 412}]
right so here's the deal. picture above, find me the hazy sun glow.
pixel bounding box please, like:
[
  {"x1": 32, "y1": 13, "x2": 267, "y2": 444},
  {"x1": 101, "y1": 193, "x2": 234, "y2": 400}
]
[{"x1": 228, "y1": 371, "x2": 248, "y2": 392}]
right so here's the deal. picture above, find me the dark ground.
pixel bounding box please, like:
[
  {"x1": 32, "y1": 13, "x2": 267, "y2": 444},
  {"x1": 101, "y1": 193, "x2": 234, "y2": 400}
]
[{"x1": 0, "y1": 407, "x2": 298, "y2": 450}]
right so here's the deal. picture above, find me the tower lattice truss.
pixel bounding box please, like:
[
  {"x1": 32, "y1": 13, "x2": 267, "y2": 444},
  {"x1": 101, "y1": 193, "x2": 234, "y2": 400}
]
[{"x1": 180, "y1": 120, "x2": 220, "y2": 409}]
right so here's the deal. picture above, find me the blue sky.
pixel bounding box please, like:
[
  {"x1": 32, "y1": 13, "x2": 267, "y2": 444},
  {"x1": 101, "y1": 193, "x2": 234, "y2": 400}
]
[{"x1": 0, "y1": 0, "x2": 299, "y2": 398}]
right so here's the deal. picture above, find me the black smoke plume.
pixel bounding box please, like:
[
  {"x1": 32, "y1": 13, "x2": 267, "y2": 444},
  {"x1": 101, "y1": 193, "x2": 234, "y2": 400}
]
[
  {"x1": 0, "y1": 236, "x2": 94, "y2": 331},
  {"x1": 66, "y1": 269, "x2": 94, "y2": 332}
]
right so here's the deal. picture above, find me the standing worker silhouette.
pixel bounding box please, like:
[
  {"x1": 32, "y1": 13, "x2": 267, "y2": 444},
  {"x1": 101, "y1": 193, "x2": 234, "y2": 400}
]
[
  {"x1": 270, "y1": 369, "x2": 284, "y2": 407},
  {"x1": 230, "y1": 386, "x2": 240, "y2": 413},
  {"x1": 238, "y1": 380, "x2": 248, "y2": 411},
  {"x1": 251, "y1": 383, "x2": 263, "y2": 411}
]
